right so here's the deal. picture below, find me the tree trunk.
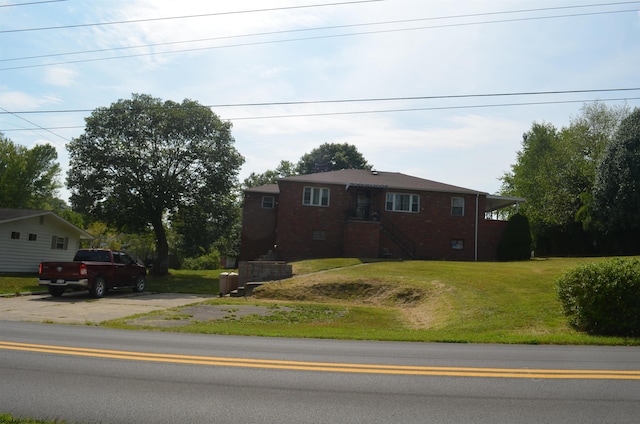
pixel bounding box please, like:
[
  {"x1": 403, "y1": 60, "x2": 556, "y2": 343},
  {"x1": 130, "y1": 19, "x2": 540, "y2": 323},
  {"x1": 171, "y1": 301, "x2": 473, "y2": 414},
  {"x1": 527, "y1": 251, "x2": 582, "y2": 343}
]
[{"x1": 151, "y1": 218, "x2": 169, "y2": 276}]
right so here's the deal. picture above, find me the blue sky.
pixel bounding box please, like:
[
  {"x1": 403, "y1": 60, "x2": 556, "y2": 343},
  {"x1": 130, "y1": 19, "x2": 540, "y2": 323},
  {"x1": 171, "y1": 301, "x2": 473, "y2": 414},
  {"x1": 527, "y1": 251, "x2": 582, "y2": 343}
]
[{"x1": 1, "y1": 0, "x2": 639, "y2": 202}]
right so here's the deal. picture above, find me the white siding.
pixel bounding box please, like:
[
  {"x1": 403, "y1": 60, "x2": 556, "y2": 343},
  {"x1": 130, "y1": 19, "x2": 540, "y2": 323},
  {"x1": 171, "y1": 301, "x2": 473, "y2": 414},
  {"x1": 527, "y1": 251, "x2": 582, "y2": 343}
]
[{"x1": 0, "y1": 215, "x2": 82, "y2": 273}]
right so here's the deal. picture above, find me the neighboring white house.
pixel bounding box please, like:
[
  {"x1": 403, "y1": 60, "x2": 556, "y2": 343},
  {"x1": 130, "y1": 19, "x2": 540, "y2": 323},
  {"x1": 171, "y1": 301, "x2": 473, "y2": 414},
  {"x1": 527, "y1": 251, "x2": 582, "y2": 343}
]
[{"x1": 0, "y1": 209, "x2": 93, "y2": 273}]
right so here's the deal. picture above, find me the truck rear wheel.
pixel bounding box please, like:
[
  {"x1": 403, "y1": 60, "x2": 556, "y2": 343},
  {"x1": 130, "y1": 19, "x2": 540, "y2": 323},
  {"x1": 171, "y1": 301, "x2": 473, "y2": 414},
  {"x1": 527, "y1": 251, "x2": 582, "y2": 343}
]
[
  {"x1": 48, "y1": 286, "x2": 65, "y2": 297},
  {"x1": 90, "y1": 277, "x2": 106, "y2": 298},
  {"x1": 133, "y1": 275, "x2": 146, "y2": 293}
]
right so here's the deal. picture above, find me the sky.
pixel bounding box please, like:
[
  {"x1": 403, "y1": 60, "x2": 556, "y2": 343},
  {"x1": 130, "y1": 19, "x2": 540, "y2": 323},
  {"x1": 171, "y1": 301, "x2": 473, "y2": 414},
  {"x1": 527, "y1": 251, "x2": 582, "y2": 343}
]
[{"x1": 1, "y1": 0, "x2": 639, "y2": 203}]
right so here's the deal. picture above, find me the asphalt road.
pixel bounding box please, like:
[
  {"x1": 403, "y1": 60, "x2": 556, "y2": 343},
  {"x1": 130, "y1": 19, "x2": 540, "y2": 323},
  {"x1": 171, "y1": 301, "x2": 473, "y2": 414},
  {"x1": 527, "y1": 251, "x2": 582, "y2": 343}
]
[{"x1": 1, "y1": 321, "x2": 639, "y2": 424}]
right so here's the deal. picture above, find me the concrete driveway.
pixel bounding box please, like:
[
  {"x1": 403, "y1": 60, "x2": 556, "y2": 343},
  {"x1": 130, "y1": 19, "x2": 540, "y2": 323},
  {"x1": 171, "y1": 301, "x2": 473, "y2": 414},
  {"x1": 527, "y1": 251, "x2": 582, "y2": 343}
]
[{"x1": 0, "y1": 291, "x2": 214, "y2": 324}]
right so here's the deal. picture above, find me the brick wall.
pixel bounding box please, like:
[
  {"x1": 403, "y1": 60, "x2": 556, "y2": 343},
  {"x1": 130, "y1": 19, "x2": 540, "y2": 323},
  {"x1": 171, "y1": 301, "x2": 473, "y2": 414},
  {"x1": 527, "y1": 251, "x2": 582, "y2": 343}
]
[{"x1": 239, "y1": 191, "x2": 278, "y2": 261}]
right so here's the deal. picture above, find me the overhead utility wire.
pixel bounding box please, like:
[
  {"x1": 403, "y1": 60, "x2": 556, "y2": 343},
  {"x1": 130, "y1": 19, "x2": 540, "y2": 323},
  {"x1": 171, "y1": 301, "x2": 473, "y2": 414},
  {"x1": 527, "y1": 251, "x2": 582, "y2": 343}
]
[
  {"x1": 3, "y1": 1, "x2": 638, "y2": 63},
  {"x1": 2, "y1": 88, "x2": 639, "y2": 115},
  {"x1": 0, "y1": 0, "x2": 384, "y2": 33},
  {"x1": 0, "y1": 0, "x2": 66, "y2": 7},
  {"x1": 0, "y1": 107, "x2": 69, "y2": 141},
  {"x1": 1, "y1": 8, "x2": 637, "y2": 71},
  {"x1": 2, "y1": 96, "x2": 639, "y2": 132},
  {"x1": 226, "y1": 97, "x2": 640, "y2": 120}
]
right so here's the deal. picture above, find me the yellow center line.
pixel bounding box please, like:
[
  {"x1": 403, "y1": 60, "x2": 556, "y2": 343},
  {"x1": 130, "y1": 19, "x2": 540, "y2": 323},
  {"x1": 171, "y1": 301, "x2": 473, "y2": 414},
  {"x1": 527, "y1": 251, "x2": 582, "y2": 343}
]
[{"x1": 1, "y1": 340, "x2": 639, "y2": 379}]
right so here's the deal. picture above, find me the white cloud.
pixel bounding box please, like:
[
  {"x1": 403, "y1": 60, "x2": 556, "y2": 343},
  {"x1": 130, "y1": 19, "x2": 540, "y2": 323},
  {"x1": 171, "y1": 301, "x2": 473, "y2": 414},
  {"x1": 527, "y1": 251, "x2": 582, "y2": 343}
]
[{"x1": 43, "y1": 66, "x2": 79, "y2": 87}]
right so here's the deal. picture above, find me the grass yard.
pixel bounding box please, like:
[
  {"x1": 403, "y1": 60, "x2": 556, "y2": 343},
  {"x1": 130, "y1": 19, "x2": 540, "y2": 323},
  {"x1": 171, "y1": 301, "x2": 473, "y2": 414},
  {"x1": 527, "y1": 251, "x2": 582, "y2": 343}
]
[{"x1": 2, "y1": 257, "x2": 637, "y2": 345}]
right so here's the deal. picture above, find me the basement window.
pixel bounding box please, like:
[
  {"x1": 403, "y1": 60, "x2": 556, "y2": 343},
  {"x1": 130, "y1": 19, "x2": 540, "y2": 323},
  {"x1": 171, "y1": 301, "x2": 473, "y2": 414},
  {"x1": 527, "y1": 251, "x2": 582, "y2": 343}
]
[
  {"x1": 451, "y1": 239, "x2": 464, "y2": 250},
  {"x1": 312, "y1": 230, "x2": 326, "y2": 241}
]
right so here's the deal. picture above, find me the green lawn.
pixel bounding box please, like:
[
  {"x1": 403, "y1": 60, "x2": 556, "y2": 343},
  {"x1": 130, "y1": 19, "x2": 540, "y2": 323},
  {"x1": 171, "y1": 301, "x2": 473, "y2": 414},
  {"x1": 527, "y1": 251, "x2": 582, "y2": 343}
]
[{"x1": 3, "y1": 258, "x2": 638, "y2": 345}]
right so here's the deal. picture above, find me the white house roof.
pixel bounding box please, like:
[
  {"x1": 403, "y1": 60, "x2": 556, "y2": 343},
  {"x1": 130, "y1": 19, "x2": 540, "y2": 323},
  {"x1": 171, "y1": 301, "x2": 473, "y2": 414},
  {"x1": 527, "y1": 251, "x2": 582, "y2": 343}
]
[{"x1": 0, "y1": 209, "x2": 93, "y2": 239}]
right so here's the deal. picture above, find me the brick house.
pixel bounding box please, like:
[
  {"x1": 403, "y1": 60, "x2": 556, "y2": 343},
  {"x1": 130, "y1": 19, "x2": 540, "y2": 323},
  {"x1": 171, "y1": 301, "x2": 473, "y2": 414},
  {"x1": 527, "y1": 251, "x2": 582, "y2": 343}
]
[{"x1": 240, "y1": 169, "x2": 524, "y2": 262}]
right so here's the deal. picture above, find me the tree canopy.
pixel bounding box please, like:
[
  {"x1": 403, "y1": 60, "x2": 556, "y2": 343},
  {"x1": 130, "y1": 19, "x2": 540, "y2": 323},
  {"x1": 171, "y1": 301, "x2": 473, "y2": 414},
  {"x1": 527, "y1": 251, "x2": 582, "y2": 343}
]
[
  {"x1": 500, "y1": 102, "x2": 630, "y2": 255},
  {"x1": 296, "y1": 142, "x2": 372, "y2": 175},
  {"x1": 67, "y1": 94, "x2": 244, "y2": 275},
  {"x1": 0, "y1": 133, "x2": 61, "y2": 209},
  {"x1": 244, "y1": 142, "x2": 372, "y2": 189},
  {"x1": 592, "y1": 107, "x2": 640, "y2": 250}
]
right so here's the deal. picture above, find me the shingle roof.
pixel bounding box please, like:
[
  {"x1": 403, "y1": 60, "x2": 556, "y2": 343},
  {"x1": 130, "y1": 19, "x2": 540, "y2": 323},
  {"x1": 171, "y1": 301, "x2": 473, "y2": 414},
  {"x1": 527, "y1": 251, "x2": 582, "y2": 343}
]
[
  {"x1": 277, "y1": 169, "x2": 486, "y2": 195},
  {"x1": 0, "y1": 208, "x2": 93, "y2": 239},
  {"x1": 0, "y1": 208, "x2": 53, "y2": 223},
  {"x1": 243, "y1": 184, "x2": 280, "y2": 194}
]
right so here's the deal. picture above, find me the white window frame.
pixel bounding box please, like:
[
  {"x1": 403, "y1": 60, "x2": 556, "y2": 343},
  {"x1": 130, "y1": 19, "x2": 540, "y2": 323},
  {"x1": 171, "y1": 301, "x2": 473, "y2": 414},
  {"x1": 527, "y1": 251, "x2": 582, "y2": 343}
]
[
  {"x1": 262, "y1": 196, "x2": 275, "y2": 209},
  {"x1": 385, "y1": 192, "x2": 420, "y2": 213},
  {"x1": 303, "y1": 187, "x2": 330, "y2": 207},
  {"x1": 451, "y1": 197, "x2": 465, "y2": 216}
]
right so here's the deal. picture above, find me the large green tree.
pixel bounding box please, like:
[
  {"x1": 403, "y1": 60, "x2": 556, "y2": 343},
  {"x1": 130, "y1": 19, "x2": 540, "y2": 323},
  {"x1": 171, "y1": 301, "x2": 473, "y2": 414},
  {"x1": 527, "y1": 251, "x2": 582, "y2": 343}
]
[
  {"x1": 0, "y1": 133, "x2": 61, "y2": 209},
  {"x1": 296, "y1": 142, "x2": 372, "y2": 174},
  {"x1": 67, "y1": 94, "x2": 244, "y2": 275},
  {"x1": 592, "y1": 107, "x2": 640, "y2": 252},
  {"x1": 500, "y1": 103, "x2": 629, "y2": 255}
]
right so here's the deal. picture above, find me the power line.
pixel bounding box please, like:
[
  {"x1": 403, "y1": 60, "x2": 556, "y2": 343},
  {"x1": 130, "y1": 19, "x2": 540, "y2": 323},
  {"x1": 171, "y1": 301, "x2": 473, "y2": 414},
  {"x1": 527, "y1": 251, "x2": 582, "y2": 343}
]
[
  {"x1": 3, "y1": 1, "x2": 638, "y2": 63},
  {"x1": 2, "y1": 7, "x2": 637, "y2": 71},
  {"x1": 0, "y1": 0, "x2": 66, "y2": 7},
  {"x1": 2, "y1": 88, "x2": 639, "y2": 115},
  {"x1": 0, "y1": 0, "x2": 385, "y2": 33},
  {"x1": 2, "y1": 95, "x2": 638, "y2": 132},
  {"x1": 0, "y1": 107, "x2": 69, "y2": 141}
]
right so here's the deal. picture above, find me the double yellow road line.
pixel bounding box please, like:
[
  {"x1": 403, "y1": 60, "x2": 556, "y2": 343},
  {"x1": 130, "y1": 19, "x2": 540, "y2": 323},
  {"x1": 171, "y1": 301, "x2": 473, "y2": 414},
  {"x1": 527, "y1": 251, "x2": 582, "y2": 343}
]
[{"x1": 2, "y1": 340, "x2": 639, "y2": 380}]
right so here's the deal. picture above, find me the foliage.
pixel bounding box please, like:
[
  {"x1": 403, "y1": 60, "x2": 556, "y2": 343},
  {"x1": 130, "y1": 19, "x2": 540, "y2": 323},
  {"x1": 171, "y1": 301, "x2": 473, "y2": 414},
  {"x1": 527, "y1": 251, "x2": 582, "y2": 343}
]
[
  {"x1": 592, "y1": 108, "x2": 640, "y2": 250},
  {"x1": 243, "y1": 160, "x2": 296, "y2": 188},
  {"x1": 500, "y1": 103, "x2": 630, "y2": 255},
  {"x1": 180, "y1": 250, "x2": 221, "y2": 270},
  {"x1": 556, "y1": 258, "x2": 640, "y2": 336},
  {"x1": 296, "y1": 142, "x2": 372, "y2": 174},
  {"x1": 0, "y1": 133, "x2": 61, "y2": 209},
  {"x1": 67, "y1": 94, "x2": 244, "y2": 275},
  {"x1": 171, "y1": 193, "x2": 241, "y2": 258},
  {"x1": 496, "y1": 213, "x2": 532, "y2": 261}
]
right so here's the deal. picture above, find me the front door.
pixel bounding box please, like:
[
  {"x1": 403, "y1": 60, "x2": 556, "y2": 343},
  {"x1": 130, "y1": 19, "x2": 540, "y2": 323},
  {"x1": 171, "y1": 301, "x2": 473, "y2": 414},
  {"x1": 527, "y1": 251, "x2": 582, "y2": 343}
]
[{"x1": 356, "y1": 190, "x2": 371, "y2": 219}]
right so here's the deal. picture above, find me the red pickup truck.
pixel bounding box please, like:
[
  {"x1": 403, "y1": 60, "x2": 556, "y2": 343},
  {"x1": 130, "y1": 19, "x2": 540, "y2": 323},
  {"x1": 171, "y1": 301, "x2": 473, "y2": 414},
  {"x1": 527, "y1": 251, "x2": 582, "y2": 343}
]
[{"x1": 38, "y1": 249, "x2": 147, "y2": 298}]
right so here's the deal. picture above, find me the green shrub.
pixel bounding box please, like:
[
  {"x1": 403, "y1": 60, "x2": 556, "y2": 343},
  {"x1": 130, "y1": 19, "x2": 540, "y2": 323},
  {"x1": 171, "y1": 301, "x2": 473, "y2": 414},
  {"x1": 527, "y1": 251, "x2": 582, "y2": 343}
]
[
  {"x1": 556, "y1": 258, "x2": 640, "y2": 336},
  {"x1": 497, "y1": 213, "x2": 532, "y2": 261},
  {"x1": 181, "y1": 250, "x2": 221, "y2": 270}
]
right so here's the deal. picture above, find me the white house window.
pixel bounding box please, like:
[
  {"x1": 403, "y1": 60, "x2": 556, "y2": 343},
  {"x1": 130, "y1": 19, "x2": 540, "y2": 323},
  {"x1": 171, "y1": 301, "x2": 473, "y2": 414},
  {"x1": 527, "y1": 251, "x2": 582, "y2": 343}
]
[
  {"x1": 312, "y1": 230, "x2": 326, "y2": 241},
  {"x1": 385, "y1": 193, "x2": 419, "y2": 213},
  {"x1": 451, "y1": 197, "x2": 465, "y2": 216},
  {"x1": 51, "y1": 236, "x2": 68, "y2": 250},
  {"x1": 29, "y1": 233, "x2": 37, "y2": 241},
  {"x1": 262, "y1": 196, "x2": 275, "y2": 209},
  {"x1": 452, "y1": 239, "x2": 464, "y2": 250},
  {"x1": 11, "y1": 232, "x2": 20, "y2": 240},
  {"x1": 303, "y1": 187, "x2": 330, "y2": 207}
]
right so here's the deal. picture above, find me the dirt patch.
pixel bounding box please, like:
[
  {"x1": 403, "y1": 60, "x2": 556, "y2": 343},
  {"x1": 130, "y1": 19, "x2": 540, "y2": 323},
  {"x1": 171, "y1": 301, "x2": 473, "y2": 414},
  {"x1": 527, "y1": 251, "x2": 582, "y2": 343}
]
[
  {"x1": 256, "y1": 278, "x2": 428, "y2": 306},
  {"x1": 126, "y1": 304, "x2": 293, "y2": 327}
]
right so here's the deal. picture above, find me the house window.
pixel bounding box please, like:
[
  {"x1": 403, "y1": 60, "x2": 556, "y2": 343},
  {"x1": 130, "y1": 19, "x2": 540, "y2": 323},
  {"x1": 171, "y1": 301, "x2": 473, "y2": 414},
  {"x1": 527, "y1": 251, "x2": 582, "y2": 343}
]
[
  {"x1": 452, "y1": 239, "x2": 464, "y2": 250},
  {"x1": 29, "y1": 233, "x2": 37, "y2": 241},
  {"x1": 451, "y1": 197, "x2": 465, "y2": 216},
  {"x1": 312, "y1": 230, "x2": 326, "y2": 241},
  {"x1": 385, "y1": 193, "x2": 419, "y2": 213},
  {"x1": 262, "y1": 196, "x2": 275, "y2": 209},
  {"x1": 51, "y1": 236, "x2": 68, "y2": 250},
  {"x1": 303, "y1": 187, "x2": 330, "y2": 207},
  {"x1": 11, "y1": 232, "x2": 20, "y2": 240}
]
